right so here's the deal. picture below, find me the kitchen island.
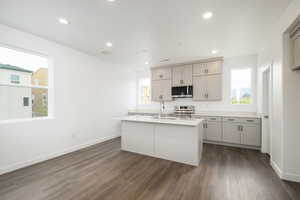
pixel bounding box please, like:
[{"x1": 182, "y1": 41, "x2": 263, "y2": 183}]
[{"x1": 121, "y1": 115, "x2": 204, "y2": 166}]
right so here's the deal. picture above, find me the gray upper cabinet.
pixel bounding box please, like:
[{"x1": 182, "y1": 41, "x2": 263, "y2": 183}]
[
  {"x1": 151, "y1": 67, "x2": 172, "y2": 80},
  {"x1": 151, "y1": 58, "x2": 223, "y2": 102},
  {"x1": 172, "y1": 65, "x2": 193, "y2": 86},
  {"x1": 193, "y1": 74, "x2": 222, "y2": 101},
  {"x1": 151, "y1": 80, "x2": 172, "y2": 102},
  {"x1": 193, "y1": 61, "x2": 222, "y2": 76},
  {"x1": 193, "y1": 60, "x2": 223, "y2": 101}
]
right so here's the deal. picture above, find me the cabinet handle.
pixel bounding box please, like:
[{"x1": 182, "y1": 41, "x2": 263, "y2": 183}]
[
  {"x1": 160, "y1": 74, "x2": 163, "y2": 78},
  {"x1": 247, "y1": 120, "x2": 254, "y2": 122},
  {"x1": 210, "y1": 118, "x2": 216, "y2": 120},
  {"x1": 228, "y1": 119, "x2": 235, "y2": 121},
  {"x1": 237, "y1": 125, "x2": 240, "y2": 131},
  {"x1": 241, "y1": 126, "x2": 243, "y2": 131}
]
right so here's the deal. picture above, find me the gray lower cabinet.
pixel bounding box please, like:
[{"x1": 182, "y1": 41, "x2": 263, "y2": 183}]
[
  {"x1": 223, "y1": 123, "x2": 241, "y2": 144},
  {"x1": 241, "y1": 125, "x2": 261, "y2": 146},
  {"x1": 222, "y1": 117, "x2": 261, "y2": 147},
  {"x1": 203, "y1": 121, "x2": 222, "y2": 142}
]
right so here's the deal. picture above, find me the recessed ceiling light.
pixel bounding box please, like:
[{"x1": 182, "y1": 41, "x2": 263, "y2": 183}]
[
  {"x1": 58, "y1": 18, "x2": 69, "y2": 25},
  {"x1": 105, "y1": 42, "x2": 113, "y2": 47},
  {"x1": 203, "y1": 12, "x2": 213, "y2": 19},
  {"x1": 145, "y1": 61, "x2": 149, "y2": 65},
  {"x1": 107, "y1": 0, "x2": 115, "y2": 2},
  {"x1": 212, "y1": 50, "x2": 218, "y2": 54}
]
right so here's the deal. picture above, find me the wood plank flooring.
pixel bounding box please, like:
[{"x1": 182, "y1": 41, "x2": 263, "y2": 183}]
[{"x1": 0, "y1": 137, "x2": 300, "y2": 200}]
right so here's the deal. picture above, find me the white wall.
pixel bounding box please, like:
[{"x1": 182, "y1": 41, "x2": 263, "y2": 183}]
[
  {"x1": 0, "y1": 24, "x2": 136, "y2": 174},
  {"x1": 136, "y1": 54, "x2": 258, "y2": 113},
  {"x1": 258, "y1": 0, "x2": 300, "y2": 182},
  {"x1": 280, "y1": 0, "x2": 300, "y2": 181}
]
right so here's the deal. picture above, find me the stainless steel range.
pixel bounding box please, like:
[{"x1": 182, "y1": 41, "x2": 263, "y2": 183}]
[{"x1": 174, "y1": 105, "x2": 195, "y2": 118}]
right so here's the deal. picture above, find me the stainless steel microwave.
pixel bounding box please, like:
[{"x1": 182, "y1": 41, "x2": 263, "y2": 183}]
[{"x1": 171, "y1": 86, "x2": 193, "y2": 98}]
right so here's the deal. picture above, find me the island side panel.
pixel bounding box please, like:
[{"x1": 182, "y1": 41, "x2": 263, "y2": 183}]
[
  {"x1": 154, "y1": 124, "x2": 202, "y2": 166},
  {"x1": 121, "y1": 121, "x2": 155, "y2": 157}
]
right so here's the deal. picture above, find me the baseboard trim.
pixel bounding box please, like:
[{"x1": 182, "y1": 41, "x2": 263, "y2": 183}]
[
  {"x1": 282, "y1": 172, "x2": 300, "y2": 183},
  {"x1": 270, "y1": 159, "x2": 283, "y2": 179},
  {"x1": 203, "y1": 140, "x2": 261, "y2": 150},
  {"x1": 0, "y1": 134, "x2": 120, "y2": 176}
]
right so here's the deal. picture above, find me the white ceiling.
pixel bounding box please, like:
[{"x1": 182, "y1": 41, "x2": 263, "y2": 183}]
[{"x1": 0, "y1": 0, "x2": 292, "y2": 68}]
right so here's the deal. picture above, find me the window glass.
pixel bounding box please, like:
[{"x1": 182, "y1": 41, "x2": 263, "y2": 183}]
[
  {"x1": 0, "y1": 46, "x2": 49, "y2": 120},
  {"x1": 11, "y1": 74, "x2": 20, "y2": 84},
  {"x1": 231, "y1": 68, "x2": 252, "y2": 105},
  {"x1": 138, "y1": 78, "x2": 151, "y2": 105}
]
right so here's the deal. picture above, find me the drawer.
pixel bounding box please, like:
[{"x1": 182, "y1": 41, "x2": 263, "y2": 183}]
[
  {"x1": 192, "y1": 115, "x2": 221, "y2": 122},
  {"x1": 204, "y1": 116, "x2": 222, "y2": 122},
  {"x1": 223, "y1": 117, "x2": 260, "y2": 124}
]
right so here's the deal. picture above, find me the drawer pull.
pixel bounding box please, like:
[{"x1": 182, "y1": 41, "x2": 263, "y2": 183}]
[
  {"x1": 228, "y1": 119, "x2": 235, "y2": 121},
  {"x1": 247, "y1": 120, "x2": 254, "y2": 122},
  {"x1": 210, "y1": 118, "x2": 217, "y2": 120}
]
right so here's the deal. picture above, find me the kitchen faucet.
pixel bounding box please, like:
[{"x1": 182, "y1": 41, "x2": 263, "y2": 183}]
[{"x1": 159, "y1": 100, "x2": 165, "y2": 118}]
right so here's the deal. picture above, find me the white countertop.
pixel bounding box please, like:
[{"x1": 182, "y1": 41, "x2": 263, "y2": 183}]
[
  {"x1": 128, "y1": 109, "x2": 260, "y2": 118},
  {"x1": 192, "y1": 112, "x2": 260, "y2": 118},
  {"x1": 121, "y1": 115, "x2": 203, "y2": 126}
]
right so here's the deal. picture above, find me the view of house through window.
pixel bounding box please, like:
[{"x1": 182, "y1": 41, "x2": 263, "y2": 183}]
[
  {"x1": 138, "y1": 78, "x2": 151, "y2": 105},
  {"x1": 231, "y1": 68, "x2": 252, "y2": 105},
  {"x1": 0, "y1": 46, "x2": 49, "y2": 120}
]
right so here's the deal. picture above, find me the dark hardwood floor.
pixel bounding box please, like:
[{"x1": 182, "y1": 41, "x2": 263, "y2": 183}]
[{"x1": 1, "y1": 138, "x2": 300, "y2": 200}]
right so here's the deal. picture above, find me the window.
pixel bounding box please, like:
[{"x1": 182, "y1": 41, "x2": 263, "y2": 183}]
[
  {"x1": 11, "y1": 74, "x2": 20, "y2": 84},
  {"x1": 138, "y1": 78, "x2": 151, "y2": 105},
  {"x1": 23, "y1": 97, "x2": 30, "y2": 107},
  {"x1": 231, "y1": 68, "x2": 252, "y2": 105},
  {"x1": 0, "y1": 46, "x2": 49, "y2": 121}
]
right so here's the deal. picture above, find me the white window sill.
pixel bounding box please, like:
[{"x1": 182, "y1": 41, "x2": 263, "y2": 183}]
[{"x1": 0, "y1": 116, "x2": 54, "y2": 124}]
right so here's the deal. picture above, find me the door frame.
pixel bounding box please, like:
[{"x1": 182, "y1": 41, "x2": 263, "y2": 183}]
[{"x1": 260, "y1": 63, "x2": 273, "y2": 154}]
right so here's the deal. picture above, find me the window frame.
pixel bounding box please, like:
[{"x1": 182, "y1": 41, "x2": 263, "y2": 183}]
[{"x1": 0, "y1": 43, "x2": 54, "y2": 123}]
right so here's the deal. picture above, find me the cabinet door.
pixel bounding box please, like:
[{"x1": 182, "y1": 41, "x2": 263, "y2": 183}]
[
  {"x1": 160, "y1": 79, "x2": 172, "y2": 101},
  {"x1": 193, "y1": 76, "x2": 207, "y2": 101},
  {"x1": 152, "y1": 68, "x2": 171, "y2": 80},
  {"x1": 172, "y1": 66, "x2": 183, "y2": 86},
  {"x1": 206, "y1": 121, "x2": 222, "y2": 142},
  {"x1": 207, "y1": 61, "x2": 222, "y2": 74},
  {"x1": 193, "y1": 63, "x2": 208, "y2": 75},
  {"x1": 206, "y1": 74, "x2": 222, "y2": 100},
  {"x1": 151, "y1": 80, "x2": 161, "y2": 101},
  {"x1": 241, "y1": 125, "x2": 261, "y2": 146},
  {"x1": 182, "y1": 65, "x2": 193, "y2": 85},
  {"x1": 223, "y1": 123, "x2": 241, "y2": 144}
]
